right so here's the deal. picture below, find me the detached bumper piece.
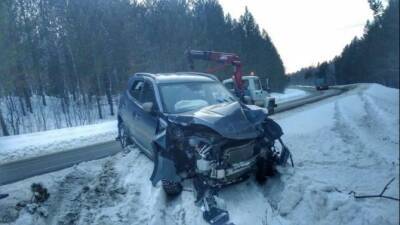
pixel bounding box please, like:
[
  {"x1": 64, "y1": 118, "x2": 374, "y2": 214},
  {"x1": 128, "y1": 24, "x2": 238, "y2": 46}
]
[
  {"x1": 203, "y1": 207, "x2": 229, "y2": 225},
  {"x1": 202, "y1": 195, "x2": 235, "y2": 225},
  {"x1": 277, "y1": 138, "x2": 294, "y2": 167}
]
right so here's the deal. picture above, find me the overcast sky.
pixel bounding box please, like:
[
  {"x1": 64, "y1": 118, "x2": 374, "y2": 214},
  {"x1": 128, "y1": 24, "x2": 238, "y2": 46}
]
[{"x1": 218, "y1": 0, "x2": 374, "y2": 73}]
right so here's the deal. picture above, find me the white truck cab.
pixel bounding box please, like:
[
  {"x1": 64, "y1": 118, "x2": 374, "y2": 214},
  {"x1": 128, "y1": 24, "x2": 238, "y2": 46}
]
[{"x1": 223, "y1": 76, "x2": 271, "y2": 107}]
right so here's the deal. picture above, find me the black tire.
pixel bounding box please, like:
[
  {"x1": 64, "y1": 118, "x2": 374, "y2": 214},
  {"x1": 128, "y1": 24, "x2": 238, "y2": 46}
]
[
  {"x1": 256, "y1": 158, "x2": 268, "y2": 183},
  {"x1": 162, "y1": 180, "x2": 183, "y2": 196},
  {"x1": 256, "y1": 151, "x2": 276, "y2": 184},
  {"x1": 118, "y1": 121, "x2": 132, "y2": 148}
]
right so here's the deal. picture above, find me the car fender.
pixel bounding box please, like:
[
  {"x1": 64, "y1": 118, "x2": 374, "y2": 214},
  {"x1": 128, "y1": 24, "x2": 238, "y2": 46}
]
[
  {"x1": 262, "y1": 117, "x2": 283, "y2": 141},
  {"x1": 149, "y1": 118, "x2": 181, "y2": 186},
  {"x1": 150, "y1": 143, "x2": 181, "y2": 186}
]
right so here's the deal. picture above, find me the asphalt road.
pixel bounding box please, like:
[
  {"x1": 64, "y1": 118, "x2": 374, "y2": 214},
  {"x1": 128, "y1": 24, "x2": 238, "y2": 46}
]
[
  {"x1": 0, "y1": 141, "x2": 120, "y2": 185},
  {"x1": 0, "y1": 87, "x2": 345, "y2": 186}
]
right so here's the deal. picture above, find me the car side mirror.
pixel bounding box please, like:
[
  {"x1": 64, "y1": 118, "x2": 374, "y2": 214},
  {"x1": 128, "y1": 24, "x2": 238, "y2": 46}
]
[{"x1": 142, "y1": 102, "x2": 154, "y2": 113}]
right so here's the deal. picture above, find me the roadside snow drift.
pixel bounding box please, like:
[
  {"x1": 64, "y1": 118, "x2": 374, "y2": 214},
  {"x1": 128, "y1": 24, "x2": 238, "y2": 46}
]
[
  {"x1": 271, "y1": 88, "x2": 309, "y2": 103},
  {"x1": 1, "y1": 84, "x2": 399, "y2": 225},
  {"x1": 0, "y1": 121, "x2": 117, "y2": 164}
]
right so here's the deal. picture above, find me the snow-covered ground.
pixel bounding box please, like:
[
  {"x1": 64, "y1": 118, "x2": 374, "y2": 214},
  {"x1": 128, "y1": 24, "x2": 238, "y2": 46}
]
[
  {"x1": 0, "y1": 121, "x2": 117, "y2": 164},
  {"x1": 1, "y1": 84, "x2": 398, "y2": 225},
  {"x1": 270, "y1": 88, "x2": 309, "y2": 103}
]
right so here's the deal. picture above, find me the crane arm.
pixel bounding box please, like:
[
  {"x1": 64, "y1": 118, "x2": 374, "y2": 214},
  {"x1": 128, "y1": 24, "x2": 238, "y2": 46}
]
[{"x1": 186, "y1": 50, "x2": 244, "y2": 96}]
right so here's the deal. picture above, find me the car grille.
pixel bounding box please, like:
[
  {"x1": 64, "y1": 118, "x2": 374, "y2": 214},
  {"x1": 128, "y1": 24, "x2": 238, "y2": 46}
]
[{"x1": 222, "y1": 140, "x2": 255, "y2": 165}]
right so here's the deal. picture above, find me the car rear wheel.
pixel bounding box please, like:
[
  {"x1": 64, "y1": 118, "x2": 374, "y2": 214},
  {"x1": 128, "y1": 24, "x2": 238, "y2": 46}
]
[
  {"x1": 118, "y1": 121, "x2": 132, "y2": 148},
  {"x1": 162, "y1": 180, "x2": 183, "y2": 196}
]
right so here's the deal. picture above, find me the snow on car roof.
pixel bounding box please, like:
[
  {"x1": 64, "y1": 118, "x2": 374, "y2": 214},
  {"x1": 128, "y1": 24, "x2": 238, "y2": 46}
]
[
  {"x1": 140, "y1": 72, "x2": 218, "y2": 83},
  {"x1": 223, "y1": 76, "x2": 259, "y2": 83}
]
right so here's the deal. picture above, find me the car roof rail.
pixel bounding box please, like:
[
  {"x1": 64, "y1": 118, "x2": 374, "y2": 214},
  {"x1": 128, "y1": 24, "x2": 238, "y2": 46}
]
[
  {"x1": 176, "y1": 72, "x2": 219, "y2": 81},
  {"x1": 133, "y1": 73, "x2": 156, "y2": 79},
  {"x1": 131, "y1": 72, "x2": 219, "y2": 82}
]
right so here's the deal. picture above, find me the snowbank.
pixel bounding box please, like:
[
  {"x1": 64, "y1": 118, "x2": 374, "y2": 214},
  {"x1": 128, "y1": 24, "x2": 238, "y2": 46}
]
[
  {"x1": 0, "y1": 120, "x2": 117, "y2": 164},
  {"x1": 271, "y1": 88, "x2": 310, "y2": 103},
  {"x1": 1, "y1": 84, "x2": 398, "y2": 225}
]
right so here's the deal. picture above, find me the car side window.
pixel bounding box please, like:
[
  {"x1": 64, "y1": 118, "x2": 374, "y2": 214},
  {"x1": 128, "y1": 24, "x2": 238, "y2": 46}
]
[
  {"x1": 254, "y1": 79, "x2": 261, "y2": 90},
  {"x1": 129, "y1": 80, "x2": 144, "y2": 101},
  {"x1": 141, "y1": 81, "x2": 159, "y2": 111}
]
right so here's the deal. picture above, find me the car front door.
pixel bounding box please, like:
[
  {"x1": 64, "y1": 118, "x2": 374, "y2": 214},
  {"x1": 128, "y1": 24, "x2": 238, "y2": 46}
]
[
  {"x1": 125, "y1": 79, "x2": 145, "y2": 141},
  {"x1": 251, "y1": 78, "x2": 266, "y2": 104},
  {"x1": 133, "y1": 79, "x2": 159, "y2": 157}
]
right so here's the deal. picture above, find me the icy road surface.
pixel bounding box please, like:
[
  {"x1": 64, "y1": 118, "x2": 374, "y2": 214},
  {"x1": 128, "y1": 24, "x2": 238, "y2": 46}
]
[{"x1": 0, "y1": 84, "x2": 398, "y2": 225}]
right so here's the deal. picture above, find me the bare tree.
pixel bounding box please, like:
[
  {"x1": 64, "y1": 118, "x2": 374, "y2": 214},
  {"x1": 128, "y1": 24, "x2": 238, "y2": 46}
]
[{"x1": 0, "y1": 108, "x2": 9, "y2": 136}]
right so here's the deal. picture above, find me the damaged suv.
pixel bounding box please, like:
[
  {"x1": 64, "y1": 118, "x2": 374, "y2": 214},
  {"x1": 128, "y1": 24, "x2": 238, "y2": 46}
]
[
  {"x1": 118, "y1": 73, "x2": 290, "y2": 207},
  {"x1": 117, "y1": 72, "x2": 292, "y2": 198}
]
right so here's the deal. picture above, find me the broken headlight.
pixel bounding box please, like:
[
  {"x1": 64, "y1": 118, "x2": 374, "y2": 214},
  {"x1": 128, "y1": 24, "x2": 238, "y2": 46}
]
[
  {"x1": 188, "y1": 137, "x2": 212, "y2": 156},
  {"x1": 188, "y1": 136, "x2": 214, "y2": 173}
]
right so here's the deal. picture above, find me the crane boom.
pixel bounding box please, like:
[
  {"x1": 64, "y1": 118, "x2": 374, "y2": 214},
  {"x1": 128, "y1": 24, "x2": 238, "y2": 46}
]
[{"x1": 186, "y1": 50, "x2": 244, "y2": 100}]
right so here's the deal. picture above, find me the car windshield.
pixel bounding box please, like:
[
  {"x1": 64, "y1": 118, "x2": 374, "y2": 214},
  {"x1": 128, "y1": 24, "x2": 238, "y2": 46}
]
[{"x1": 159, "y1": 81, "x2": 236, "y2": 113}]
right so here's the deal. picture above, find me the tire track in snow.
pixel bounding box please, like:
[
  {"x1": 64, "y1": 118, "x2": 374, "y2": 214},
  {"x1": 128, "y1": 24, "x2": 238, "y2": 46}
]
[
  {"x1": 40, "y1": 150, "x2": 155, "y2": 225},
  {"x1": 47, "y1": 168, "x2": 94, "y2": 225},
  {"x1": 351, "y1": 92, "x2": 397, "y2": 167},
  {"x1": 332, "y1": 102, "x2": 365, "y2": 148},
  {"x1": 253, "y1": 90, "x2": 396, "y2": 224},
  {"x1": 119, "y1": 148, "x2": 193, "y2": 225},
  {"x1": 51, "y1": 159, "x2": 129, "y2": 225},
  {"x1": 358, "y1": 93, "x2": 399, "y2": 146},
  {"x1": 332, "y1": 100, "x2": 387, "y2": 168}
]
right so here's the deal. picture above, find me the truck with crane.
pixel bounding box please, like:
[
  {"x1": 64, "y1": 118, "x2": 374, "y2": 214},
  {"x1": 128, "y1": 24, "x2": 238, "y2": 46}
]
[{"x1": 186, "y1": 50, "x2": 277, "y2": 114}]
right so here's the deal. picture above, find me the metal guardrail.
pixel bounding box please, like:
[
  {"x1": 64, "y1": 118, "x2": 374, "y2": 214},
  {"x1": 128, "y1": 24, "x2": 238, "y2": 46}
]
[{"x1": 273, "y1": 86, "x2": 347, "y2": 114}]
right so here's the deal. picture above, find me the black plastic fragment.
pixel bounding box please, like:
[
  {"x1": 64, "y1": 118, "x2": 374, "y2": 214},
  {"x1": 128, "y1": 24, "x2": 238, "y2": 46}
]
[
  {"x1": 0, "y1": 193, "x2": 9, "y2": 199},
  {"x1": 203, "y1": 207, "x2": 230, "y2": 225}
]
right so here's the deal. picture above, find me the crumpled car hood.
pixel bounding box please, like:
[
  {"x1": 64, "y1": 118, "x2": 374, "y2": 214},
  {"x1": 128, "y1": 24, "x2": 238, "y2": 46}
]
[{"x1": 167, "y1": 102, "x2": 268, "y2": 139}]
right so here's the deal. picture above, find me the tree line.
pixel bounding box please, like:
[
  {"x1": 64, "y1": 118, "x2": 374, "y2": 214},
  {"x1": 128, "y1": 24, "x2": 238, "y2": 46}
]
[
  {"x1": 290, "y1": 0, "x2": 399, "y2": 88},
  {"x1": 0, "y1": 0, "x2": 287, "y2": 136}
]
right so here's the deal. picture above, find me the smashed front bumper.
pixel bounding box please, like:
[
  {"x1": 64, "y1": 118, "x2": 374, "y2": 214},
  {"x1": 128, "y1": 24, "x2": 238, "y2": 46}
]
[{"x1": 206, "y1": 155, "x2": 258, "y2": 187}]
